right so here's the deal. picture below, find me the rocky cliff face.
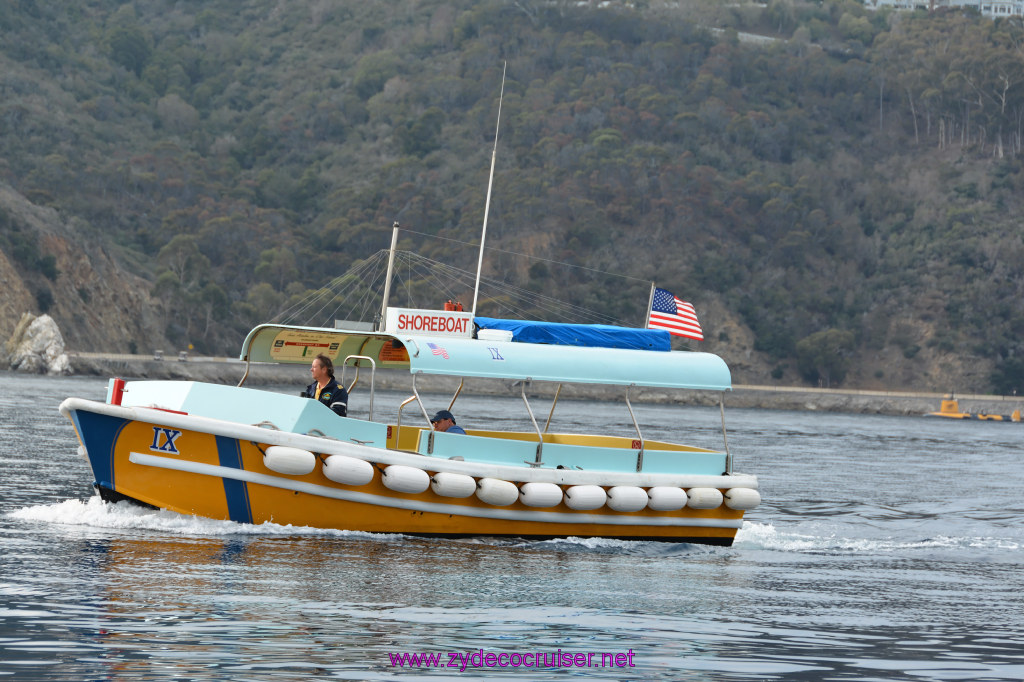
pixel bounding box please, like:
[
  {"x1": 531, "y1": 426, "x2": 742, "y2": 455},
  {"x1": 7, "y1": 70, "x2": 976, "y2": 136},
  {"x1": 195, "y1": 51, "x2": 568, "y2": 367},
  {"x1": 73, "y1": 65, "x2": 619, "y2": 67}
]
[
  {"x1": 0, "y1": 239, "x2": 38, "y2": 343},
  {"x1": 0, "y1": 183, "x2": 169, "y2": 354},
  {"x1": 2, "y1": 312, "x2": 70, "y2": 374}
]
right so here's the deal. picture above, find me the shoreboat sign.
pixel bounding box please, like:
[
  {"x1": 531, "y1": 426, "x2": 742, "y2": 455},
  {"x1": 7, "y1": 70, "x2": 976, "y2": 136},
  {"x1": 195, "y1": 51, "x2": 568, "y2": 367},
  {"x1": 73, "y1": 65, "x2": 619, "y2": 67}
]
[{"x1": 385, "y1": 307, "x2": 474, "y2": 338}]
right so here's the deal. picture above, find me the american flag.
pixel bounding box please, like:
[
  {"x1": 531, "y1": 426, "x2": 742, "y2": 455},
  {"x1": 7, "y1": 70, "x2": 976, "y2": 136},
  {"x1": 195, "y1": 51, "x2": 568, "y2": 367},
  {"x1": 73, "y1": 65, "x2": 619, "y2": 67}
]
[
  {"x1": 427, "y1": 342, "x2": 449, "y2": 359},
  {"x1": 648, "y1": 287, "x2": 704, "y2": 341}
]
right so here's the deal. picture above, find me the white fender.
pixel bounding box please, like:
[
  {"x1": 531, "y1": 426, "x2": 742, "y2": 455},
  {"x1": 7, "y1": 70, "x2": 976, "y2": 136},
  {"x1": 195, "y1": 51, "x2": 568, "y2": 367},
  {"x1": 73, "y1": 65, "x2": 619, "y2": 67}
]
[
  {"x1": 519, "y1": 481, "x2": 563, "y2": 508},
  {"x1": 564, "y1": 485, "x2": 607, "y2": 510},
  {"x1": 381, "y1": 465, "x2": 430, "y2": 494},
  {"x1": 264, "y1": 445, "x2": 316, "y2": 476},
  {"x1": 686, "y1": 487, "x2": 724, "y2": 509},
  {"x1": 430, "y1": 472, "x2": 477, "y2": 498},
  {"x1": 476, "y1": 478, "x2": 520, "y2": 506},
  {"x1": 322, "y1": 454, "x2": 374, "y2": 486},
  {"x1": 647, "y1": 486, "x2": 687, "y2": 511},
  {"x1": 606, "y1": 486, "x2": 649, "y2": 512},
  {"x1": 725, "y1": 487, "x2": 761, "y2": 510}
]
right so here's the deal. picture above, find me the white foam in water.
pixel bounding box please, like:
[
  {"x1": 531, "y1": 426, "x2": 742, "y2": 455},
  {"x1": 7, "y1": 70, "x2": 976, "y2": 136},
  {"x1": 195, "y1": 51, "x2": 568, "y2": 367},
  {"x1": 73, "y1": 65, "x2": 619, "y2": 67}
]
[
  {"x1": 735, "y1": 520, "x2": 1021, "y2": 554},
  {"x1": 526, "y1": 535, "x2": 709, "y2": 555},
  {"x1": 7, "y1": 495, "x2": 404, "y2": 541},
  {"x1": 6, "y1": 499, "x2": 730, "y2": 553},
  {"x1": 734, "y1": 521, "x2": 823, "y2": 551},
  {"x1": 533, "y1": 536, "x2": 645, "y2": 551}
]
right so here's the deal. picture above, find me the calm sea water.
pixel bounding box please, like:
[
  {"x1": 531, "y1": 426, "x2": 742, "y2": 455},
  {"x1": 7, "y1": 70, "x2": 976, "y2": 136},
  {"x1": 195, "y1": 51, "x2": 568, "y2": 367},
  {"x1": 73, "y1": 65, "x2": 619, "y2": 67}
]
[{"x1": 1, "y1": 372, "x2": 1022, "y2": 681}]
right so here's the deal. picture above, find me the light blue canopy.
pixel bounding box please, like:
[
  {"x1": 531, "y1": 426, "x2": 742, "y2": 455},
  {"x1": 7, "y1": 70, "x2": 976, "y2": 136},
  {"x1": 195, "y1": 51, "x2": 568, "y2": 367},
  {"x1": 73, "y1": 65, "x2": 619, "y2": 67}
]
[{"x1": 240, "y1": 324, "x2": 731, "y2": 391}]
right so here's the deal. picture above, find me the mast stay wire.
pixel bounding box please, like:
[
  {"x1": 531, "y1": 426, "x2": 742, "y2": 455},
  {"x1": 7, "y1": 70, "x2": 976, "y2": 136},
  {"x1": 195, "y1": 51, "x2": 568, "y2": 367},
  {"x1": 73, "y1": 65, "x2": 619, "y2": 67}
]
[{"x1": 274, "y1": 227, "x2": 647, "y2": 328}]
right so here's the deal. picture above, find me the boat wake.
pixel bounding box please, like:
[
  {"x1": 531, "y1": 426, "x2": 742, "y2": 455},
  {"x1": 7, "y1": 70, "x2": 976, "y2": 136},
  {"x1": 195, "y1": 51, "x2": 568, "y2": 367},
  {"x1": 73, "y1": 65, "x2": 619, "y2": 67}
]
[
  {"x1": 9, "y1": 497, "x2": 729, "y2": 553},
  {"x1": 517, "y1": 535, "x2": 718, "y2": 556},
  {"x1": 736, "y1": 520, "x2": 1022, "y2": 555},
  {"x1": 7, "y1": 496, "x2": 405, "y2": 541},
  {"x1": 19, "y1": 499, "x2": 1012, "y2": 558}
]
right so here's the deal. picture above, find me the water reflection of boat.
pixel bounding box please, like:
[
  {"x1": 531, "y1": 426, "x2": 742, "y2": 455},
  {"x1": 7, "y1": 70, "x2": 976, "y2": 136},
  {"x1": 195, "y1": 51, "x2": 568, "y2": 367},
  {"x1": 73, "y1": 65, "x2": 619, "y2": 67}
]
[{"x1": 928, "y1": 396, "x2": 1021, "y2": 422}]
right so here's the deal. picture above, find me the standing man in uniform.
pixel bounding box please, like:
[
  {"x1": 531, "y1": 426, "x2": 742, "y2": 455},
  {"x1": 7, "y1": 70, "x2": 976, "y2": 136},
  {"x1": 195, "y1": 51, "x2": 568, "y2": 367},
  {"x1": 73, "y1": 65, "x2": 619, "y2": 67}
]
[{"x1": 304, "y1": 353, "x2": 348, "y2": 416}]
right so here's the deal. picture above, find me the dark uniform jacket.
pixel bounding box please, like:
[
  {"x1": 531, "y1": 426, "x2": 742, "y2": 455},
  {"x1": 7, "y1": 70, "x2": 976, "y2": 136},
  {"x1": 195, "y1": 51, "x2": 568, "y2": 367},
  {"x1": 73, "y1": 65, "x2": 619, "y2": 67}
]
[{"x1": 305, "y1": 377, "x2": 348, "y2": 416}]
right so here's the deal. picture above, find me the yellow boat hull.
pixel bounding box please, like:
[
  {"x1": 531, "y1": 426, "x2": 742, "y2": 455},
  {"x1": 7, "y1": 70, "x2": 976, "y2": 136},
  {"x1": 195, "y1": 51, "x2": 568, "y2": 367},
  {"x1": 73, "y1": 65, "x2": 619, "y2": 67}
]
[{"x1": 65, "y1": 402, "x2": 750, "y2": 546}]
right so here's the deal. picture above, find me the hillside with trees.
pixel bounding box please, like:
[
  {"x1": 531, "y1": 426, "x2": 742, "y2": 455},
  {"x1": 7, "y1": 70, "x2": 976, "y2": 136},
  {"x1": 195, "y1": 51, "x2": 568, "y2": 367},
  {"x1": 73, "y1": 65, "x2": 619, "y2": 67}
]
[{"x1": 1, "y1": 0, "x2": 1023, "y2": 394}]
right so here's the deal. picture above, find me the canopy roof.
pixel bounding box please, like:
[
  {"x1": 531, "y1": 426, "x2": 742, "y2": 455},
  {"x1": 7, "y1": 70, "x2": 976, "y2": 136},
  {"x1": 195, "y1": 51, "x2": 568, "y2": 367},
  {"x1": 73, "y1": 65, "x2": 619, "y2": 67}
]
[{"x1": 240, "y1": 323, "x2": 731, "y2": 391}]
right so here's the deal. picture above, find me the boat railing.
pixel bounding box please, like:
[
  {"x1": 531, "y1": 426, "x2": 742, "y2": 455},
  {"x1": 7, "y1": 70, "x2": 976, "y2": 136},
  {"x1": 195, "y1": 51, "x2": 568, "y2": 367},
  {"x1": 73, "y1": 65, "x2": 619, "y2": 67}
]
[
  {"x1": 341, "y1": 355, "x2": 376, "y2": 421},
  {"x1": 394, "y1": 394, "x2": 423, "y2": 451},
  {"x1": 401, "y1": 375, "x2": 470, "y2": 455},
  {"x1": 395, "y1": 374, "x2": 727, "y2": 473},
  {"x1": 407, "y1": 374, "x2": 436, "y2": 452}
]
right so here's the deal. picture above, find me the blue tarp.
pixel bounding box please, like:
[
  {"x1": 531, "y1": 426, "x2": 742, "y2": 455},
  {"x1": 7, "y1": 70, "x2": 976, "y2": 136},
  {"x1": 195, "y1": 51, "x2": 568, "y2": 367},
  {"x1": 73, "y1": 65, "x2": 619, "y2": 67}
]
[{"x1": 474, "y1": 317, "x2": 671, "y2": 352}]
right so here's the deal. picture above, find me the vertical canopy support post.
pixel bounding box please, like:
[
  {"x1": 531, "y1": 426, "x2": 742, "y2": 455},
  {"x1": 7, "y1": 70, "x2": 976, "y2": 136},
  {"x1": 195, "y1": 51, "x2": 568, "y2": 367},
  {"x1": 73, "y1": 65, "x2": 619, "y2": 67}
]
[
  {"x1": 720, "y1": 392, "x2": 732, "y2": 474},
  {"x1": 447, "y1": 378, "x2": 465, "y2": 414},
  {"x1": 409, "y1": 373, "x2": 438, "y2": 454},
  {"x1": 543, "y1": 383, "x2": 562, "y2": 433},
  {"x1": 520, "y1": 379, "x2": 544, "y2": 467},
  {"x1": 626, "y1": 384, "x2": 646, "y2": 472}
]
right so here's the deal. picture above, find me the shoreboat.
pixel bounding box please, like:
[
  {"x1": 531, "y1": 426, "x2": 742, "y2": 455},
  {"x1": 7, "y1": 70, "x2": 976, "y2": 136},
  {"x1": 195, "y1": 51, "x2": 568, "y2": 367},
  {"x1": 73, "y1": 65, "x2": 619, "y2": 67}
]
[
  {"x1": 59, "y1": 309, "x2": 759, "y2": 545},
  {"x1": 928, "y1": 396, "x2": 1020, "y2": 422}
]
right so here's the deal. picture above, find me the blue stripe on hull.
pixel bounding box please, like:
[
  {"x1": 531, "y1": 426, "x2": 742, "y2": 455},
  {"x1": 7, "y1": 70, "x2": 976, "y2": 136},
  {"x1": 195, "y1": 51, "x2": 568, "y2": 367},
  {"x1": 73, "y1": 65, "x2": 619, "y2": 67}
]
[
  {"x1": 215, "y1": 435, "x2": 252, "y2": 524},
  {"x1": 71, "y1": 410, "x2": 130, "y2": 491}
]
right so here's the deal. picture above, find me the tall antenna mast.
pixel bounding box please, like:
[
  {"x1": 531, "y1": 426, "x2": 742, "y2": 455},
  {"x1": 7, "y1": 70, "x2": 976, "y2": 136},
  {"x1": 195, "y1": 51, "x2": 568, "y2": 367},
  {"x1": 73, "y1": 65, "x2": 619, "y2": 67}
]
[
  {"x1": 471, "y1": 62, "x2": 506, "y2": 316},
  {"x1": 379, "y1": 221, "x2": 400, "y2": 331}
]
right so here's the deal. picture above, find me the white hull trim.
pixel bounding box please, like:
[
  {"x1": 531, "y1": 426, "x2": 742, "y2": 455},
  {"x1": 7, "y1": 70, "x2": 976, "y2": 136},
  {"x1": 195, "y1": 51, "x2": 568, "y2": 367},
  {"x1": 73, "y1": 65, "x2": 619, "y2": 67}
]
[
  {"x1": 62, "y1": 399, "x2": 757, "y2": 490},
  {"x1": 128, "y1": 452, "x2": 744, "y2": 529}
]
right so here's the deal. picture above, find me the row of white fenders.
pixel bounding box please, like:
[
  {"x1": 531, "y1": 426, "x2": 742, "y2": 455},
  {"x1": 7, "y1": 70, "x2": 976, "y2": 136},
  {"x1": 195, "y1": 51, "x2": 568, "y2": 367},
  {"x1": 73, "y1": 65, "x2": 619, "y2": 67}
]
[{"x1": 262, "y1": 445, "x2": 762, "y2": 513}]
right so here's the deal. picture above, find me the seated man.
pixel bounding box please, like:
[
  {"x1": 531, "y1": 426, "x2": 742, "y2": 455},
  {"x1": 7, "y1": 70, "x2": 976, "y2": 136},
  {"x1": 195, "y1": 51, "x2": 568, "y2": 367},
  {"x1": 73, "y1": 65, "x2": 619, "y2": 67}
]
[
  {"x1": 430, "y1": 409, "x2": 466, "y2": 434},
  {"x1": 303, "y1": 353, "x2": 348, "y2": 416}
]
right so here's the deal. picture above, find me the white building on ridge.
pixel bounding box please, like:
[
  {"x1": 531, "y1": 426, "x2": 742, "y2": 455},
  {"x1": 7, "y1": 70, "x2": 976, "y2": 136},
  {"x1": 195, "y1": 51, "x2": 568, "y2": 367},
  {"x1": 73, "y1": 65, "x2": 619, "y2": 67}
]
[{"x1": 865, "y1": 0, "x2": 1024, "y2": 17}]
